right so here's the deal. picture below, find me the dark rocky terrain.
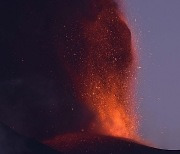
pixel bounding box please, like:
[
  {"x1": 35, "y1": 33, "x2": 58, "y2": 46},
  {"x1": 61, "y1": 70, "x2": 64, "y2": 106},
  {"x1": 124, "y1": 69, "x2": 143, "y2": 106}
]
[{"x1": 0, "y1": 123, "x2": 179, "y2": 154}]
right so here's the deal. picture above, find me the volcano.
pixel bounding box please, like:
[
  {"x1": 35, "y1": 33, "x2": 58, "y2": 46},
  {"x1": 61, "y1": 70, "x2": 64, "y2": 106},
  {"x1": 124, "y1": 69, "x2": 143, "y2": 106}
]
[
  {"x1": 0, "y1": 123, "x2": 179, "y2": 154},
  {"x1": 46, "y1": 134, "x2": 180, "y2": 154},
  {"x1": 0, "y1": 122, "x2": 58, "y2": 154},
  {"x1": 0, "y1": 0, "x2": 179, "y2": 153}
]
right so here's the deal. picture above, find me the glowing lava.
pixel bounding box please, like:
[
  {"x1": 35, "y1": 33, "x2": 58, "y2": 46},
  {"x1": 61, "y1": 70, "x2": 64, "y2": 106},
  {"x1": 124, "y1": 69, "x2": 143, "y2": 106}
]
[
  {"x1": 73, "y1": 0, "x2": 138, "y2": 139},
  {"x1": 46, "y1": 0, "x2": 139, "y2": 148}
]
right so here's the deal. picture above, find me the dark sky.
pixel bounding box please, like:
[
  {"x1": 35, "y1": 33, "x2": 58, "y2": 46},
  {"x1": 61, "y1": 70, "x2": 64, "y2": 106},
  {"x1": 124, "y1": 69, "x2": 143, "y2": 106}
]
[{"x1": 0, "y1": 0, "x2": 93, "y2": 141}]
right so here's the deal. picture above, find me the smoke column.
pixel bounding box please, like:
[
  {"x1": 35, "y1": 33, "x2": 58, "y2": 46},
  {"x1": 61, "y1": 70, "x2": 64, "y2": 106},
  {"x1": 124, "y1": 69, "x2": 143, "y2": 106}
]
[{"x1": 50, "y1": 0, "x2": 138, "y2": 141}]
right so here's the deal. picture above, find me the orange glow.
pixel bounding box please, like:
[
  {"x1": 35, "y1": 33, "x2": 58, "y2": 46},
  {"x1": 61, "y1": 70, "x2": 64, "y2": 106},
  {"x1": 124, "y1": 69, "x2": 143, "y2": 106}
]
[
  {"x1": 83, "y1": 74, "x2": 138, "y2": 139},
  {"x1": 76, "y1": 4, "x2": 138, "y2": 140},
  {"x1": 46, "y1": 0, "x2": 139, "y2": 150}
]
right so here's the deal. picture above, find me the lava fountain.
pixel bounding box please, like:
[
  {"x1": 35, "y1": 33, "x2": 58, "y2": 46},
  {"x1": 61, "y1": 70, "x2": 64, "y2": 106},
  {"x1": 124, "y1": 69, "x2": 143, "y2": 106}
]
[
  {"x1": 80, "y1": 3, "x2": 138, "y2": 139},
  {"x1": 46, "y1": 0, "x2": 139, "y2": 149}
]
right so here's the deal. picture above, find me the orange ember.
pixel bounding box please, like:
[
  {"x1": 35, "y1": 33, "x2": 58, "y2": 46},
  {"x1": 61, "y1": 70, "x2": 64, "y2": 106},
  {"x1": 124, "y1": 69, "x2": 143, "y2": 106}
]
[
  {"x1": 46, "y1": 0, "x2": 139, "y2": 149},
  {"x1": 76, "y1": 1, "x2": 138, "y2": 139}
]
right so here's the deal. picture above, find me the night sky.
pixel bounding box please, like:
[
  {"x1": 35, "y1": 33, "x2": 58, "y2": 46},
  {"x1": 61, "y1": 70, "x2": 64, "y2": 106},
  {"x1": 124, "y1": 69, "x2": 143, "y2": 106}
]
[{"x1": 0, "y1": 0, "x2": 91, "y2": 140}]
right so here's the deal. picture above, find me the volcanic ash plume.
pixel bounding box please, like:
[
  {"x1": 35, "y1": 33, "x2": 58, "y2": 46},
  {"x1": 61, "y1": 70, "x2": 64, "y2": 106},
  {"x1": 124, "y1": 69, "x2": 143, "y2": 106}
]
[{"x1": 56, "y1": 0, "x2": 138, "y2": 140}]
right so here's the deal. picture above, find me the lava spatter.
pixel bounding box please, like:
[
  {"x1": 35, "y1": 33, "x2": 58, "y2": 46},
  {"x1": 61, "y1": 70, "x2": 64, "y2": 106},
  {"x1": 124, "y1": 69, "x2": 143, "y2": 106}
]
[{"x1": 47, "y1": 0, "x2": 139, "y2": 149}]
